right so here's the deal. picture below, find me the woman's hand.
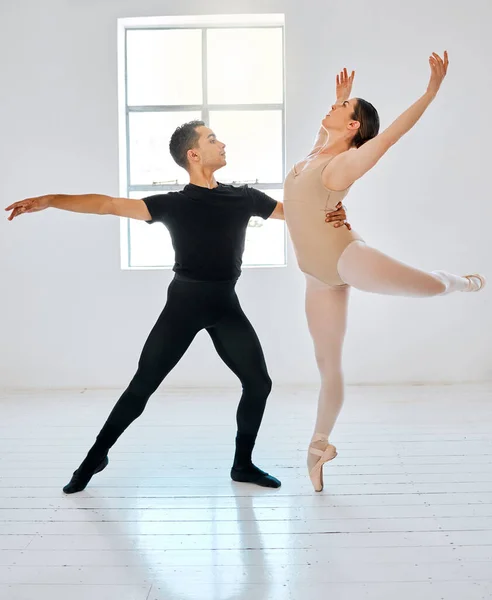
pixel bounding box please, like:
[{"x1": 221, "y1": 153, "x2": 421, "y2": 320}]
[
  {"x1": 426, "y1": 51, "x2": 449, "y2": 98},
  {"x1": 336, "y1": 68, "x2": 355, "y2": 103}
]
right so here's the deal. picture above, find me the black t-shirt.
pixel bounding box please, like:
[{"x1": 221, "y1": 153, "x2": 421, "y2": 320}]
[{"x1": 143, "y1": 183, "x2": 277, "y2": 281}]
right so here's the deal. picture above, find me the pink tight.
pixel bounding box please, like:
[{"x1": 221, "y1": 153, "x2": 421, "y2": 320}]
[{"x1": 305, "y1": 240, "x2": 472, "y2": 465}]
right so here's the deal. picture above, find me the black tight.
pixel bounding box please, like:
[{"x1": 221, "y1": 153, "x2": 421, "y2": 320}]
[{"x1": 77, "y1": 276, "x2": 272, "y2": 473}]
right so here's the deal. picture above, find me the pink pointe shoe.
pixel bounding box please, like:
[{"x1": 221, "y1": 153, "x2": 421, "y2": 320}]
[
  {"x1": 463, "y1": 274, "x2": 486, "y2": 292},
  {"x1": 308, "y1": 433, "x2": 337, "y2": 492}
]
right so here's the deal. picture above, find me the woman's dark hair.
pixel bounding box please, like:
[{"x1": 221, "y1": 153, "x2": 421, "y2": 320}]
[
  {"x1": 350, "y1": 99, "x2": 380, "y2": 148},
  {"x1": 169, "y1": 120, "x2": 205, "y2": 169}
]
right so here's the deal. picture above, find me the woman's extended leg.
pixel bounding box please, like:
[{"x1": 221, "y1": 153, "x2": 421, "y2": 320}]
[{"x1": 337, "y1": 241, "x2": 484, "y2": 296}]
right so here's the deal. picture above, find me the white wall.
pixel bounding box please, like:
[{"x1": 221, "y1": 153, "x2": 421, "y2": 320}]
[{"x1": 1, "y1": 0, "x2": 491, "y2": 389}]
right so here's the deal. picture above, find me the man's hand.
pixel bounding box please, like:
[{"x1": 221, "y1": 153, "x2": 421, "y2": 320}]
[
  {"x1": 336, "y1": 67, "x2": 355, "y2": 103},
  {"x1": 5, "y1": 195, "x2": 52, "y2": 221},
  {"x1": 326, "y1": 202, "x2": 351, "y2": 230}
]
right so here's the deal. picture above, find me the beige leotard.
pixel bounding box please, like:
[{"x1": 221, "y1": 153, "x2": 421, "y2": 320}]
[{"x1": 283, "y1": 157, "x2": 363, "y2": 286}]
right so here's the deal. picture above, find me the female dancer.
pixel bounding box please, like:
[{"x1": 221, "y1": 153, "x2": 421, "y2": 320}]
[{"x1": 283, "y1": 52, "x2": 486, "y2": 492}]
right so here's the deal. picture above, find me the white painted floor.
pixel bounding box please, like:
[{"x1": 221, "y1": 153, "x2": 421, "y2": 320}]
[{"x1": 0, "y1": 384, "x2": 491, "y2": 600}]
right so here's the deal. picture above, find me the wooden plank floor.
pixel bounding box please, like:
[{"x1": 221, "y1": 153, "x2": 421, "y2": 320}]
[{"x1": 0, "y1": 384, "x2": 491, "y2": 600}]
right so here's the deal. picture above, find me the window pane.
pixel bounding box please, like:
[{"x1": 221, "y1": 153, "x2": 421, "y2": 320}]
[
  {"x1": 128, "y1": 192, "x2": 175, "y2": 267},
  {"x1": 122, "y1": 25, "x2": 286, "y2": 271},
  {"x1": 129, "y1": 111, "x2": 201, "y2": 186},
  {"x1": 207, "y1": 28, "x2": 283, "y2": 104},
  {"x1": 244, "y1": 189, "x2": 286, "y2": 266},
  {"x1": 209, "y1": 111, "x2": 283, "y2": 183},
  {"x1": 127, "y1": 29, "x2": 203, "y2": 106}
]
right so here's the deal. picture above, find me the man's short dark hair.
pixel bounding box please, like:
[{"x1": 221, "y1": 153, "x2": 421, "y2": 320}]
[{"x1": 169, "y1": 120, "x2": 205, "y2": 169}]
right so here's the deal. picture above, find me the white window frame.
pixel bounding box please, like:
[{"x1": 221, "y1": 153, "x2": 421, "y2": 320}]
[{"x1": 117, "y1": 14, "x2": 286, "y2": 270}]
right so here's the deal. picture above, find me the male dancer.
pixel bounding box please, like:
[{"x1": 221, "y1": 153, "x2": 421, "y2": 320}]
[{"x1": 6, "y1": 121, "x2": 349, "y2": 493}]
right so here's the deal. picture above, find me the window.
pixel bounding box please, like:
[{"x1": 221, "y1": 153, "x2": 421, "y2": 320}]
[{"x1": 118, "y1": 14, "x2": 286, "y2": 270}]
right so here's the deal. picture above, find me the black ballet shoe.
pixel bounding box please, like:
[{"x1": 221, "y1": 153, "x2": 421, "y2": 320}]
[
  {"x1": 62, "y1": 456, "x2": 109, "y2": 494},
  {"x1": 230, "y1": 465, "x2": 281, "y2": 488}
]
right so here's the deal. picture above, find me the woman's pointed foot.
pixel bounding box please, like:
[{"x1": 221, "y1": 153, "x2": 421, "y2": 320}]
[{"x1": 308, "y1": 434, "x2": 337, "y2": 492}]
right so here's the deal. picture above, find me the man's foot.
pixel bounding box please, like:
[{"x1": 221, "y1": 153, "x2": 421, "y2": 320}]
[
  {"x1": 231, "y1": 464, "x2": 281, "y2": 488},
  {"x1": 63, "y1": 456, "x2": 109, "y2": 494}
]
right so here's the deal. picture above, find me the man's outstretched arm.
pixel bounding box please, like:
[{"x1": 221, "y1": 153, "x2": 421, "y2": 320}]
[{"x1": 5, "y1": 194, "x2": 151, "y2": 221}]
